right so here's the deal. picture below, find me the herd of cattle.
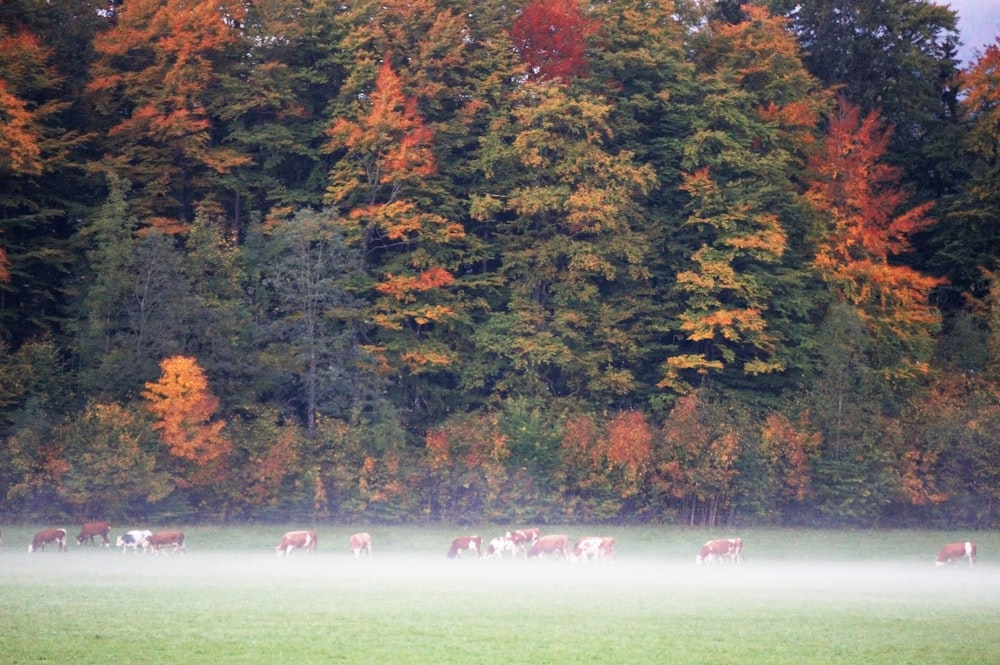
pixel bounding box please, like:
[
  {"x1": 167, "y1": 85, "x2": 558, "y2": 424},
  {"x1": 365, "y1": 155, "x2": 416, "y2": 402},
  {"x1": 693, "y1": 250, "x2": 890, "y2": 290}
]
[{"x1": 10, "y1": 522, "x2": 980, "y2": 567}]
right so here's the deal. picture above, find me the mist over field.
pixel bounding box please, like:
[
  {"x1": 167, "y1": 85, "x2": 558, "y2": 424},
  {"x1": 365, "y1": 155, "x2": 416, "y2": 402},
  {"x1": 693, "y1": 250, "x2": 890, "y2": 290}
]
[
  {"x1": 3, "y1": 539, "x2": 996, "y2": 609},
  {"x1": 2, "y1": 527, "x2": 998, "y2": 665}
]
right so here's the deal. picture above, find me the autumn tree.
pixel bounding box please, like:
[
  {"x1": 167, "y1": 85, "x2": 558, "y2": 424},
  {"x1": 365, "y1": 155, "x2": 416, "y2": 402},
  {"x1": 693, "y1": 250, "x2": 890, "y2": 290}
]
[
  {"x1": 143, "y1": 356, "x2": 231, "y2": 497},
  {"x1": 760, "y1": 411, "x2": 821, "y2": 520},
  {"x1": 56, "y1": 402, "x2": 172, "y2": 519},
  {"x1": 661, "y1": 5, "x2": 830, "y2": 393},
  {"x1": 470, "y1": 80, "x2": 657, "y2": 402},
  {"x1": 325, "y1": 56, "x2": 465, "y2": 388},
  {"x1": 510, "y1": 0, "x2": 600, "y2": 82},
  {"x1": 773, "y1": 0, "x2": 963, "y2": 200},
  {"x1": 87, "y1": 0, "x2": 250, "y2": 231},
  {"x1": 654, "y1": 391, "x2": 742, "y2": 526},
  {"x1": 806, "y1": 98, "x2": 944, "y2": 382},
  {"x1": 423, "y1": 411, "x2": 510, "y2": 522}
]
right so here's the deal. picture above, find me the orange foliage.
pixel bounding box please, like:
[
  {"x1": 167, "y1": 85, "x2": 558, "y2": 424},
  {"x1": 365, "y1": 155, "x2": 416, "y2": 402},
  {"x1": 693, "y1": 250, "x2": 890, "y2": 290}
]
[
  {"x1": 605, "y1": 411, "x2": 652, "y2": 479},
  {"x1": 244, "y1": 429, "x2": 299, "y2": 506},
  {"x1": 375, "y1": 267, "x2": 456, "y2": 301},
  {"x1": 807, "y1": 99, "x2": 944, "y2": 378},
  {"x1": 425, "y1": 428, "x2": 451, "y2": 471},
  {"x1": 898, "y1": 448, "x2": 947, "y2": 506},
  {"x1": 809, "y1": 99, "x2": 939, "y2": 269},
  {"x1": 326, "y1": 56, "x2": 436, "y2": 199},
  {"x1": 761, "y1": 412, "x2": 820, "y2": 502},
  {"x1": 143, "y1": 356, "x2": 231, "y2": 465}
]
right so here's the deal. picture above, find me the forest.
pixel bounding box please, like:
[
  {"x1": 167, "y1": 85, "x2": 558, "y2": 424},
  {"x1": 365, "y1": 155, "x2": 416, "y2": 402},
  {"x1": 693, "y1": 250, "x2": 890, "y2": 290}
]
[{"x1": 2, "y1": 0, "x2": 1000, "y2": 528}]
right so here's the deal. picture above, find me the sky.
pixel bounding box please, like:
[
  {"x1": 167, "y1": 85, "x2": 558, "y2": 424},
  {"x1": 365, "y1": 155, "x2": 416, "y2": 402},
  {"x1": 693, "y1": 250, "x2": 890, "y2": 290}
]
[{"x1": 947, "y1": 0, "x2": 1000, "y2": 64}]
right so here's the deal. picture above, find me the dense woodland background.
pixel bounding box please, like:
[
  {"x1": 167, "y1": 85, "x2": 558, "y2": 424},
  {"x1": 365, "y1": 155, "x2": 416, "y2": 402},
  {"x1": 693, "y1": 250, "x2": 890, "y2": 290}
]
[{"x1": 2, "y1": 0, "x2": 1000, "y2": 528}]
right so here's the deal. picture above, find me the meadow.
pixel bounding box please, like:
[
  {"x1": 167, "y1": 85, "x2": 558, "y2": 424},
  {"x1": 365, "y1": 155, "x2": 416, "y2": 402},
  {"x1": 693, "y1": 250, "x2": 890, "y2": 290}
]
[{"x1": 1, "y1": 525, "x2": 997, "y2": 664}]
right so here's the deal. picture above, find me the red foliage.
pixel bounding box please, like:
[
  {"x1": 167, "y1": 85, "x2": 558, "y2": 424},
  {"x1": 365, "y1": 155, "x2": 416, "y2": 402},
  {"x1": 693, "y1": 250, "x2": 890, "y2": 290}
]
[{"x1": 510, "y1": 0, "x2": 599, "y2": 82}]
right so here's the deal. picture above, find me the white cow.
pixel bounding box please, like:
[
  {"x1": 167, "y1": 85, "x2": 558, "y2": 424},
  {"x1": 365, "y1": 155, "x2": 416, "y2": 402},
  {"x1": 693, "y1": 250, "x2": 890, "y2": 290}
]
[{"x1": 116, "y1": 529, "x2": 152, "y2": 554}]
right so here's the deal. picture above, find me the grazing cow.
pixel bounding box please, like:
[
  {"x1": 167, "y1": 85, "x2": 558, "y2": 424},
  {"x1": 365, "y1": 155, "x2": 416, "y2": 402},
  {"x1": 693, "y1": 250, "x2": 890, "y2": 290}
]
[
  {"x1": 505, "y1": 527, "x2": 540, "y2": 558},
  {"x1": 572, "y1": 536, "x2": 615, "y2": 563},
  {"x1": 696, "y1": 537, "x2": 743, "y2": 565},
  {"x1": 528, "y1": 534, "x2": 570, "y2": 559},
  {"x1": 29, "y1": 528, "x2": 67, "y2": 553},
  {"x1": 936, "y1": 541, "x2": 976, "y2": 567},
  {"x1": 598, "y1": 537, "x2": 616, "y2": 562},
  {"x1": 573, "y1": 536, "x2": 604, "y2": 562},
  {"x1": 349, "y1": 532, "x2": 372, "y2": 558},
  {"x1": 275, "y1": 530, "x2": 317, "y2": 556},
  {"x1": 116, "y1": 530, "x2": 152, "y2": 554},
  {"x1": 76, "y1": 521, "x2": 112, "y2": 547},
  {"x1": 447, "y1": 535, "x2": 482, "y2": 559},
  {"x1": 485, "y1": 535, "x2": 517, "y2": 560},
  {"x1": 146, "y1": 531, "x2": 185, "y2": 555}
]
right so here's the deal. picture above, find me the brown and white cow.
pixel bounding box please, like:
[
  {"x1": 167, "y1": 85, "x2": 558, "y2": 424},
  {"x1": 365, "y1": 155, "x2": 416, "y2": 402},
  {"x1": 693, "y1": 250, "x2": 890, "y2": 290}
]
[
  {"x1": 598, "y1": 537, "x2": 616, "y2": 562},
  {"x1": 29, "y1": 528, "x2": 67, "y2": 553},
  {"x1": 696, "y1": 537, "x2": 743, "y2": 565},
  {"x1": 528, "y1": 534, "x2": 570, "y2": 559},
  {"x1": 573, "y1": 536, "x2": 603, "y2": 562},
  {"x1": 146, "y1": 531, "x2": 185, "y2": 555},
  {"x1": 505, "y1": 527, "x2": 540, "y2": 558},
  {"x1": 447, "y1": 535, "x2": 482, "y2": 558},
  {"x1": 572, "y1": 536, "x2": 616, "y2": 563},
  {"x1": 935, "y1": 541, "x2": 976, "y2": 567},
  {"x1": 275, "y1": 530, "x2": 317, "y2": 556},
  {"x1": 349, "y1": 532, "x2": 372, "y2": 558},
  {"x1": 76, "y1": 521, "x2": 112, "y2": 547}
]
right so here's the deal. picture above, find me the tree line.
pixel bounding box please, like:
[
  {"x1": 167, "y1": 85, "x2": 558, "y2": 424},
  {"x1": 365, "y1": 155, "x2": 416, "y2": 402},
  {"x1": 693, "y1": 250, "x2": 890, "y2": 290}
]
[{"x1": 2, "y1": 0, "x2": 1000, "y2": 527}]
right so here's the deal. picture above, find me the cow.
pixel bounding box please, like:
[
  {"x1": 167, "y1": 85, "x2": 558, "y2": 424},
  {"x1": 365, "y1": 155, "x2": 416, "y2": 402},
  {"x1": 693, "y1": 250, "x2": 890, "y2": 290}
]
[
  {"x1": 116, "y1": 529, "x2": 152, "y2": 554},
  {"x1": 76, "y1": 521, "x2": 112, "y2": 547},
  {"x1": 29, "y1": 528, "x2": 66, "y2": 553},
  {"x1": 505, "y1": 527, "x2": 540, "y2": 558},
  {"x1": 349, "y1": 532, "x2": 372, "y2": 558},
  {"x1": 573, "y1": 536, "x2": 616, "y2": 562},
  {"x1": 527, "y1": 534, "x2": 570, "y2": 559},
  {"x1": 936, "y1": 541, "x2": 976, "y2": 567},
  {"x1": 598, "y1": 537, "x2": 616, "y2": 562},
  {"x1": 146, "y1": 531, "x2": 185, "y2": 555},
  {"x1": 275, "y1": 530, "x2": 317, "y2": 556},
  {"x1": 485, "y1": 535, "x2": 517, "y2": 560},
  {"x1": 696, "y1": 537, "x2": 743, "y2": 565},
  {"x1": 447, "y1": 535, "x2": 482, "y2": 559}
]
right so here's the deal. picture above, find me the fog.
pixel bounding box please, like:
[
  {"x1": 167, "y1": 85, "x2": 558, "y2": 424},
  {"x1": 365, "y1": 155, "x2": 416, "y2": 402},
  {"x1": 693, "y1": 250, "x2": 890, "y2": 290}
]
[{"x1": 6, "y1": 548, "x2": 997, "y2": 610}]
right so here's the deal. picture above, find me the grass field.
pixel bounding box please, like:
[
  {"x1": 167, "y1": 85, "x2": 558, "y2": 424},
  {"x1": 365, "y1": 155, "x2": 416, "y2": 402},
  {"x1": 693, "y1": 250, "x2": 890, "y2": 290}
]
[{"x1": 1, "y1": 525, "x2": 998, "y2": 664}]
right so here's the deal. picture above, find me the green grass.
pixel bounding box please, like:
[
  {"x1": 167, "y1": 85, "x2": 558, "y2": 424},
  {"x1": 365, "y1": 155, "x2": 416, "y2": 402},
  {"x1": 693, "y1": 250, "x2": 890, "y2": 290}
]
[{"x1": 1, "y1": 525, "x2": 998, "y2": 664}]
